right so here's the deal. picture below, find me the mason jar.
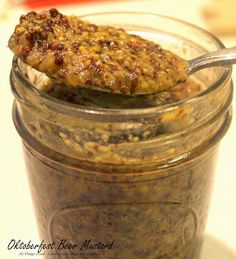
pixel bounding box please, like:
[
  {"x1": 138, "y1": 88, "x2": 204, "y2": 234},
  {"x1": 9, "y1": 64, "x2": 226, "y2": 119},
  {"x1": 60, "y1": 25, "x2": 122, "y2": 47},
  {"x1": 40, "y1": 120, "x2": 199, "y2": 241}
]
[{"x1": 10, "y1": 12, "x2": 232, "y2": 259}]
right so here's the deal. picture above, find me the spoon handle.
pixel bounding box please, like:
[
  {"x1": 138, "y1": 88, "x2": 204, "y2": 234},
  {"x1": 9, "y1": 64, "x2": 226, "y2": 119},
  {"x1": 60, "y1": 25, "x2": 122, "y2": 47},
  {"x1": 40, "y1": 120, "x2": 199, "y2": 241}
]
[{"x1": 188, "y1": 46, "x2": 236, "y2": 75}]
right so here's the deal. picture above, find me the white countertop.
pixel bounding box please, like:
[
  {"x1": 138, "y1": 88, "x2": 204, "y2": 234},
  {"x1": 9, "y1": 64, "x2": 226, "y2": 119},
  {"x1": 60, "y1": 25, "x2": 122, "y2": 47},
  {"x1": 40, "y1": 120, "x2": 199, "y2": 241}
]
[{"x1": 0, "y1": 1, "x2": 236, "y2": 258}]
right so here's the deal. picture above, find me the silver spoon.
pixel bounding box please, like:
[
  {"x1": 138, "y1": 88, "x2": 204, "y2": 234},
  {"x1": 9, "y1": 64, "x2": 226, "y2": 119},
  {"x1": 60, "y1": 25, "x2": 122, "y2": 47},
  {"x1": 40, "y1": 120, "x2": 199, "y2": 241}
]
[
  {"x1": 18, "y1": 45, "x2": 235, "y2": 106},
  {"x1": 188, "y1": 46, "x2": 236, "y2": 75}
]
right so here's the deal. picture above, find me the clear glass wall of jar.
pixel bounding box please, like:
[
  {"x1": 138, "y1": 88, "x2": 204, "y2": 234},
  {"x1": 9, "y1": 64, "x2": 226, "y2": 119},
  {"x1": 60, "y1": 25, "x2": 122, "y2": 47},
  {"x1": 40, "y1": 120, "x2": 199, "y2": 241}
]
[{"x1": 10, "y1": 12, "x2": 232, "y2": 259}]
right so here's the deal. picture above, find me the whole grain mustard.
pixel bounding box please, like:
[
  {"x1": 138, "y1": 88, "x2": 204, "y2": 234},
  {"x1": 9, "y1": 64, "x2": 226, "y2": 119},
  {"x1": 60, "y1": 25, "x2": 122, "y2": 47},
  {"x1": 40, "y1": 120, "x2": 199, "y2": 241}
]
[{"x1": 8, "y1": 8, "x2": 188, "y2": 95}]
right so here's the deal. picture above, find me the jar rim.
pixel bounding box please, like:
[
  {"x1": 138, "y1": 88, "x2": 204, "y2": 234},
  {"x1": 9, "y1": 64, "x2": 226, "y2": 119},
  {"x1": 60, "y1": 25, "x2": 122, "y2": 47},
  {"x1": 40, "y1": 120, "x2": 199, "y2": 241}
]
[{"x1": 12, "y1": 11, "x2": 232, "y2": 117}]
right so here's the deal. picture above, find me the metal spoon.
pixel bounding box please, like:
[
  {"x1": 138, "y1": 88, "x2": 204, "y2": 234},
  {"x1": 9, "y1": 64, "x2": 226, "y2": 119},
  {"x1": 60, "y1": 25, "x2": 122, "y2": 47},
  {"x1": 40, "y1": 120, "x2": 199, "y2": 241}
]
[
  {"x1": 18, "y1": 45, "x2": 235, "y2": 109},
  {"x1": 188, "y1": 46, "x2": 236, "y2": 75}
]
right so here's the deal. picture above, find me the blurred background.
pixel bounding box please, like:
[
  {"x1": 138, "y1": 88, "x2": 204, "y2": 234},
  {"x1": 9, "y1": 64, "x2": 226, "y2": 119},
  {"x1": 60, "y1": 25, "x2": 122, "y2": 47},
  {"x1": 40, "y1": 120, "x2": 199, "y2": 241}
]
[
  {"x1": 1, "y1": 0, "x2": 236, "y2": 37},
  {"x1": 1, "y1": 0, "x2": 236, "y2": 258}
]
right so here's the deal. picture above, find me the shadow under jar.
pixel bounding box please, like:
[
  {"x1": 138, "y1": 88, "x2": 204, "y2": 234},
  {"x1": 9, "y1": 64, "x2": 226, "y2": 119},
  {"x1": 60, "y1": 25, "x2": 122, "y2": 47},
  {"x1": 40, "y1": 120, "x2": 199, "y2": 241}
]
[{"x1": 10, "y1": 12, "x2": 232, "y2": 259}]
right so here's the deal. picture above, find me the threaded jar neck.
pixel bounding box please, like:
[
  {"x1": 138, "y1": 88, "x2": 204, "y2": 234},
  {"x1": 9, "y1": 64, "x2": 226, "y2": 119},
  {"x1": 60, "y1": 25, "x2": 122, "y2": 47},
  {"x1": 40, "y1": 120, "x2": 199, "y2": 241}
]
[{"x1": 10, "y1": 12, "x2": 233, "y2": 173}]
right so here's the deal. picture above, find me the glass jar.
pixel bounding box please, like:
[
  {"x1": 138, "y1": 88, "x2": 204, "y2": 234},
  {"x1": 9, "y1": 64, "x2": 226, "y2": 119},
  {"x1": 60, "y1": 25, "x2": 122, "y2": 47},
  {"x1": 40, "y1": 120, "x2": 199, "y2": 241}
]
[{"x1": 10, "y1": 12, "x2": 232, "y2": 259}]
